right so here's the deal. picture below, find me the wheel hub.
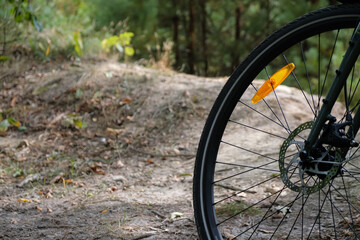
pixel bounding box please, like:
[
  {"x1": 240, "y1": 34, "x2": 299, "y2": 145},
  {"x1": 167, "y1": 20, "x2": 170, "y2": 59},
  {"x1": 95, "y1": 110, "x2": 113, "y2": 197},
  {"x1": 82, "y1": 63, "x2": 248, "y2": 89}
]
[{"x1": 279, "y1": 121, "x2": 342, "y2": 195}]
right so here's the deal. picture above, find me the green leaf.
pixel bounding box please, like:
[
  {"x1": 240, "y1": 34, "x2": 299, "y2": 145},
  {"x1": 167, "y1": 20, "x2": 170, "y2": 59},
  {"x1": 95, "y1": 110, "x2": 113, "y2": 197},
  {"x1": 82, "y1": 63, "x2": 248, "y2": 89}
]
[
  {"x1": 0, "y1": 56, "x2": 10, "y2": 62},
  {"x1": 0, "y1": 120, "x2": 10, "y2": 133},
  {"x1": 18, "y1": 126, "x2": 27, "y2": 131},
  {"x1": 73, "y1": 119, "x2": 83, "y2": 128},
  {"x1": 73, "y1": 31, "x2": 83, "y2": 57},
  {"x1": 101, "y1": 32, "x2": 135, "y2": 57},
  {"x1": 73, "y1": 119, "x2": 87, "y2": 128},
  {"x1": 25, "y1": 12, "x2": 32, "y2": 21},
  {"x1": 31, "y1": 15, "x2": 42, "y2": 32},
  {"x1": 8, "y1": 117, "x2": 21, "y2": 127},
  {"x1": 75, "y1": 88, "x2": 83, "y2": 99},
  {"x1": 93, "y1": 91, "x2": 101, "y2": 99},
  {"x1": 125, "y1": 47, "x2": 134, "y2": 56}
]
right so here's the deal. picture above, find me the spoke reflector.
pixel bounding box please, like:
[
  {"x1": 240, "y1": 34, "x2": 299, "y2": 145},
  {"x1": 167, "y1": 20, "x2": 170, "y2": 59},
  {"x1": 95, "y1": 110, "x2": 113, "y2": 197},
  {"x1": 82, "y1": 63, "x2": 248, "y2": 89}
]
[{"x1": 251, "y1": 63, "x2": 295, "y2": 104}]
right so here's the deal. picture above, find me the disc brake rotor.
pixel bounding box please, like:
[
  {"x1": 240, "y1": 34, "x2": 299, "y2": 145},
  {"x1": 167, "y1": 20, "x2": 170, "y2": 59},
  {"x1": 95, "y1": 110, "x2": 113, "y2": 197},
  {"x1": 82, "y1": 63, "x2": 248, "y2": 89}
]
[{"x1": 279, "y1": 121, "x2": 341, "y2": 195}]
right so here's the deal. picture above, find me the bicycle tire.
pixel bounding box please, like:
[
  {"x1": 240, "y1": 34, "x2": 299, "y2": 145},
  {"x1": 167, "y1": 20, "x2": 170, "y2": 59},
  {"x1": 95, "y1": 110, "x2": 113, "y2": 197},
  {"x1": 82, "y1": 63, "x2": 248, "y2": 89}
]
[{"x1": 194, "y1": 3, "x2": 360, "y2": 240}]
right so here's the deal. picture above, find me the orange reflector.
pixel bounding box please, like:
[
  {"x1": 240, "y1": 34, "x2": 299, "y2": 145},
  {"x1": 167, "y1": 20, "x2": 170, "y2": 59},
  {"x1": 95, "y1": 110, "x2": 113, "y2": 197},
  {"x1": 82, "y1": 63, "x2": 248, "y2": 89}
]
[{"x1": 251, "y1": 63, "x2": 295, "y2": 104}]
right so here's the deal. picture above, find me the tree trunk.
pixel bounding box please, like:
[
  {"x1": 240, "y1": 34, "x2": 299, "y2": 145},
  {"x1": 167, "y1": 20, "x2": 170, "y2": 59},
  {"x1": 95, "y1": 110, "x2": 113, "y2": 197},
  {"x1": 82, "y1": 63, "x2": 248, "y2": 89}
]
[
  {"x1": 187, "y1": 0, "x2": 196, "y2": 74},
  {"x1": 200, "y1": 0, "x2": 208, "y2": 76},
  {"x1": 172, "y1": 0, "x2": 180, "y2": 67},
  {"x1": 232, "y1": 4, "x2": 242, "y2": 69}
]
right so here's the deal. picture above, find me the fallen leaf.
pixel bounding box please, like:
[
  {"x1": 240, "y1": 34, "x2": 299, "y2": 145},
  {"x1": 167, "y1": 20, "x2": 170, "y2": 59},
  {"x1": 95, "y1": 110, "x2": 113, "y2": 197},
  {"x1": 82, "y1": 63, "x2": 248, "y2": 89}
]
[
  {"x1": 50, "y1": 175, "x2": 63, "y2": 184},
  {"x1": 90, "y1": 165, "x2": 106, "y2": 175},
  {"x1": 122, "y1": 98, "x2": 132, "y2": 104},
  {"x1": 275, "y1": 205, "x2": 291, "y2": 215},
  {"x1": 45, "y1": 44, "x2": 50, "y2": 56},
  {"x1": 64, "y1": 179, "x2": 73, "y2": 184},
  {"x1": 258, "y1": 229, "x2": 273, "y2": 234},
  {"x1": 11, "y1": 97, "x2": 17, "y2": 107},
  {"x1": 45, "y1": 192, "x2": 53, "y2": 198},
  {"x1": 105, "y1": 127, "x2": 123, "y2": 135},
  {"x1": 123, "y1": 226, "x2": 134, "y2": 231},
  {"x1": 47, "y1": 208, "x2": 53, "y2": 213},
  {"x1": 101, "y1": 209, "x2": 108, "y2": 213},
  {"x1": 16, "y1": 173, "x2": 42, "y2": 187},
  {"x1": 16, "y1": 140, "x2": 29, "y2": 148},
  {"x1": 223, "y1": 229, "x2": 236, "y2": 240},
  {"x1": 124, "y1": 138, "x2": 132, "y2": 144},
  {"x1": 49, "y1": 113, "x2": 66, "y2": 125},
  {"x1": 104, "y1": 72, "x2": 113, "y2": 78},
  {"x1": 147, "y1": 159, "x2": 154, "y2": 164},
  {"x1": 96, "y1": 169, "x2": 106, "y2": 175},
  {"x1": 170, "y1": 212, "x2": 183, "y2": 219},
  {"x1": 36, "y1": 206, "x2": 43, "y2": 211},
  {"x1": 113, "y1": 159, "x2": 124, "y2": 168}
]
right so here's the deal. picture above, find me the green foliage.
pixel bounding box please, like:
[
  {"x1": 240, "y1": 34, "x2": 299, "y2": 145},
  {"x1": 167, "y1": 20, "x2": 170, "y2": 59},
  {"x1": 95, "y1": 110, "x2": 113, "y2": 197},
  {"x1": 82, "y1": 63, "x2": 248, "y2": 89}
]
[
  {"x1": 101, "y1": 32, "x2": 135, "y2": 58},
  {"x1": 0, "y1": 0, "x2": 338, "y2": 76},
  {"x1": 8, "y1": 0, "x2": 42, "y2": 31},
  {"x1": 0, "y1": 56, "x2": 11, "y2": 62},
  {"x1": 73, "y1": 30, "x2": 83, "y2": 57},
  {"x1": 0, "y1": 113, "x2": 25, "y2": 135},
  {"x1": 61, "y1": 113, "x2": 87, "y2": 129},
  {"x1": 25, "y1": 0, "x2": 101, "y2": 59}
]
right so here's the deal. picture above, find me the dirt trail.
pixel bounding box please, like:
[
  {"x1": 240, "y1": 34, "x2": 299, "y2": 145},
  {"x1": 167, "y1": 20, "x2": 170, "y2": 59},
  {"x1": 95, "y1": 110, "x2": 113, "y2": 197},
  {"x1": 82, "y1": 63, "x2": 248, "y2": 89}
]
[
  {"x1": 0, "y1": 60, "x2": 226, "y2": 239},
  {"x1": 0, "y1": 60, "x2": 329, "y2": 239}
]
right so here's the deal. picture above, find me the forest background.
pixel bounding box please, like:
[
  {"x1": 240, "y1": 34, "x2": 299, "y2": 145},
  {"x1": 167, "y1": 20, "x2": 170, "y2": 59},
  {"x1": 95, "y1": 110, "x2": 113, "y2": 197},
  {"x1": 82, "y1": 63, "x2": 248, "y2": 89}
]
[
  {"x1": 1, "y1": 0, "x2": 337, "y2": 77},
  {"x1": 0, "y1": 0, "x2": 353, "y2": 238}
]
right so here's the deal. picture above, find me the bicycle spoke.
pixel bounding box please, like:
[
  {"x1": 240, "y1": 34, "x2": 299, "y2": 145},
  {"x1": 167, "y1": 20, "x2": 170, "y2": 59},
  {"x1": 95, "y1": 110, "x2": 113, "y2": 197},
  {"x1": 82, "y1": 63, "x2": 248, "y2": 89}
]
[
  {"x1": 348, "y1": 65, "x2": 355, "y2": 105},
  {"x1": 349, "y1": 76, "x2": 360, "y2": 110},
  {"x1": 320, "y1": 29, "x2": 340, "y2": 100},
  {"x1": 216, "y1": 161, "x2": 279, "y2": 173},
  {"x1": 341, "y1": 174, "x2": 354, "y2": 226},
  {"x1": 220, "y1": 140, "x2": 278, "y2": 161},
  {"x1": 213, "y1": 175, "x2": 279, "y2": 205},
  {"x1": 265, "y1": 67, "x2": 292, "y2": 132},
  {"x1": 321, "y1": 183, "x2": 360, "y2": 238},
  {"x1": 329, "y1": 183, "x2": 338, "y2": 239},
  {"x1": 239, "y1": 100, "x2": 289, "y2": 130},
  {"x1": 317, "y1": 33, "x2": 321, "y2": 114},
  {"x1": 300, "y1": 41, "x2": 316, "y2": 116},
  {"x1": 234, "y1": 190, "x2": 304, "y2": 238},
  {"x1": 213, "y1": 160, "x2": 277, "y2": 184},
  {"x1": 228, "y1": 119, "x2": 287, "y2": 139},
  {"x1": 283, "y1": 54, "x2": 315, "y2": 116},
  {"x1": 285, "y1": 192, "x2": 311, "y2": 239},
  {"x1": 250, "y1": 83, "x2": 291, "y2": 133}
]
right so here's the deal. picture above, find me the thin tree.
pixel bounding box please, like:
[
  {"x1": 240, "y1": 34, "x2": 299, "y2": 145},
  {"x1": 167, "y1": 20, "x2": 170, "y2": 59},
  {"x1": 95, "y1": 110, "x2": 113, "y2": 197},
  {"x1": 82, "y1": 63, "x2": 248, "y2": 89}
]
[{"x1": 187, "y1": 0, "x2": 196, "y2": 74}]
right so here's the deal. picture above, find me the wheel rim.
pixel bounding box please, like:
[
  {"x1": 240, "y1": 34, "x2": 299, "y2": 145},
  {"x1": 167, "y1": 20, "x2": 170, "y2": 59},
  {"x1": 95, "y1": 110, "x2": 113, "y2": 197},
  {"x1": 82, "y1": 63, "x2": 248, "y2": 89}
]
[{"x1": 198, "y1": 9, "x2": 360, "y2": 240}]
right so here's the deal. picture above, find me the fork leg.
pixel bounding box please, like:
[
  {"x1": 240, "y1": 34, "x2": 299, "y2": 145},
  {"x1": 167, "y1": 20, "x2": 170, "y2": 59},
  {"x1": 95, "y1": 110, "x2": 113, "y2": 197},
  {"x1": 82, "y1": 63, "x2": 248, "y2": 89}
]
[{"x1": 305, "y1": 21, "x2": 360, "y2": 152}]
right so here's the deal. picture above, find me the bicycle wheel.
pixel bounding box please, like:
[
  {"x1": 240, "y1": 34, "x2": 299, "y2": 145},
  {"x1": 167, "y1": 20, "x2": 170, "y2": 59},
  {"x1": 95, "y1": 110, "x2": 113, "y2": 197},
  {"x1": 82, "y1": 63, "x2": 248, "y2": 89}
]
[{"x1": 194, "y1": 3, "x2": 360, "y2": 240}]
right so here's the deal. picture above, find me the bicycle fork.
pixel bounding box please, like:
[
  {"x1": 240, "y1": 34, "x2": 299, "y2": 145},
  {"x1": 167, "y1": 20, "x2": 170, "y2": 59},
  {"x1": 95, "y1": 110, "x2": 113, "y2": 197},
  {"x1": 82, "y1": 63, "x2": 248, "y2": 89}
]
[{"x1": 305, "y1": 21, "x2": 360, "y2": 156}]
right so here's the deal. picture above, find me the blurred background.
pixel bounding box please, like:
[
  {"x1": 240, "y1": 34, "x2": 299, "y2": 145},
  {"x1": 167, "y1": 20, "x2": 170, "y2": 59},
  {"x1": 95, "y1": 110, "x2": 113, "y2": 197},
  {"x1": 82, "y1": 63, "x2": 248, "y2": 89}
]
[{"x1": 0, "y1": 0, "x2": 336, "y2": 77}]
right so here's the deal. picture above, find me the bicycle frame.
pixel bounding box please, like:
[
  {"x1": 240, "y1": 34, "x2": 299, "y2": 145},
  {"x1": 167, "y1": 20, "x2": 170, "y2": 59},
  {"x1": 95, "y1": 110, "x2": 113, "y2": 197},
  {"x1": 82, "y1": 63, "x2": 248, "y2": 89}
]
[{"x1": 305, "y1": 20, "x2": 360, "y2": 152}]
